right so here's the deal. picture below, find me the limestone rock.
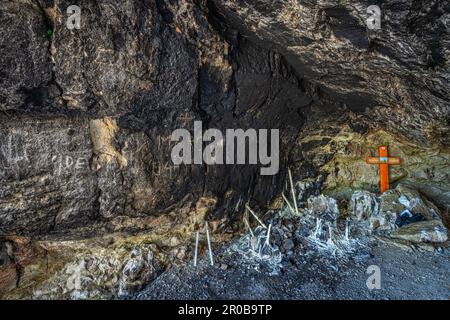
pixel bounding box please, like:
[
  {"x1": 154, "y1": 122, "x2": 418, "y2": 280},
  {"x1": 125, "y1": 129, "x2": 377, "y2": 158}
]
[
  {"x1": 347, "y1": 185, "x2": 447, "y2": 237},
  {"x1": 0, "y1": 236, "x2": 48, "y2": 295},
  {"x1": 1, "y1": 0, "x2": 448, "y2": 300},
  {"x1": 294, "y1": 177, "x2": 323, "y2": 204},
  {"x1": 306, "y1": 195, "x2": 339, "y2": 223},
  {"x1": 348, "y1": 190, "x2": 379, "y2": 221},
  {"x1": 378, "y1": 185, "x2": 441, "y2": 232},
  {"x1": 118, "y1": 248, "x2": 156, "y2": 297},
  {"x1": 391, "y1": 220, "x2": 448, "y2": 244},
  {"x1": 395, "y1": 184, "x2": 441, "y2": 221},
  {"x1": 213, "y1": 0, "x2": 450, "y2": 144},
  {"x1": 1, "y1": 0, "x2": 449, "y2": 240}
]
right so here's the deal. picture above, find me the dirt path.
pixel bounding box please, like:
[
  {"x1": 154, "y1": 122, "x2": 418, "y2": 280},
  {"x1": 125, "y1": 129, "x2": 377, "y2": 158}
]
[{"x1": 334, "y1": 242, "x2": 449, "y2": 300}]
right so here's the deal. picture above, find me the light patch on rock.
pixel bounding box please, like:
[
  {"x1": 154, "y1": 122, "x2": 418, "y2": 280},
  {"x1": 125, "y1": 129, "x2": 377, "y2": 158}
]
[
  {"x1": 31, "y1": 244, "x2": 156, "y2": 300},
  {"x1": 89, "y1": 117, "x2": 127, "y2": 170}
]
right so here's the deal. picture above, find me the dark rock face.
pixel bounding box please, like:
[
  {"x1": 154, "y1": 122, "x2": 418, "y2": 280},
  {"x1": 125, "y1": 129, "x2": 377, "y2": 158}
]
[
  {"x1": 212, "y1": 0, "x2": 450, "y2": 143},
  {"x1": 0, "y1": 1, "x2": 53, "y2": 111},
  {"x1": 0, "y1": 0, "x2": 309, "y2": 236},
  {"x1": 210, "y1": 0, "x2": 449, "y2": 213},
  {"x1": 0, "y1": 0, "x2": 449, "y2": 237}
]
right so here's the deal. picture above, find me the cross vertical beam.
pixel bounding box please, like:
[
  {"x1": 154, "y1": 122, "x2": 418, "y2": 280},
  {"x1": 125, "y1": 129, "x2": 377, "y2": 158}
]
[
  {"x1": 378, "y1": 146, "x2": 389, "y2": 193},
  {"x1": 365, "y1": 146, "x2": 401, "y2": 193}
]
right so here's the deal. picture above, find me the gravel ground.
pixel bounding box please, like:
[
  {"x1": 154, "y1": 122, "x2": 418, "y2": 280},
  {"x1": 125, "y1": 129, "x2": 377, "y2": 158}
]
[{"x1": 132, "y1": 239, "x2": 449, "y2": 300}]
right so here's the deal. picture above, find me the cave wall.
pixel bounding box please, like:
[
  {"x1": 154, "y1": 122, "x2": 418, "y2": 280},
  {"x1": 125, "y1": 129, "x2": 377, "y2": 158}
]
[
  {"x1": 0, "y1": 0, "x2": 449, "y2": 237},
  {"x1": 210, "y1": 0, "x2": 449, "y2": 209},
  {"x1": 212, "y1": 0, "x2": 450, "y2": 144},
  {"x1": 0, "y1": 0, "x2": 310, "y2": 236}
]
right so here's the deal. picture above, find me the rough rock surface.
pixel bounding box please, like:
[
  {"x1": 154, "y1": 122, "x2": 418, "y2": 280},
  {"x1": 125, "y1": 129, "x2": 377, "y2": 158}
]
[
  {"x1": 391, "y1": 220, "x2": 448, "y2": 243},
  {"x1": 0, "y1": 0, "x2": 449, "y2": 300},
  {"x1": 348, "y1": 190, "x2": 379, "y2": 221},
  {"x1": 0, "y1": 232, "x2": 186, "y2": 299},
  {"x1": 213, "y1": 0, "x2": 450, "y2": 143},
  {"x1": 1, "y1": 0, "x2": 449, "y2": 237},
  {"x1": 347, "y1": 184, "x2": 447, "y2": 241},
  {"x1": 0, "y1": 0, "x2": 311, "y2": 236},
  {"x1": 306, "y1": 195, "x2": 339, "y2": 224}
]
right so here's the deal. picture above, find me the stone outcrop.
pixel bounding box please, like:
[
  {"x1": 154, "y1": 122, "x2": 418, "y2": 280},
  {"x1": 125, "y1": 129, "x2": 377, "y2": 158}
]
[
  {"x1": 306, "y1": 195, "x2": 339, "y2": 224},
  {"x1": 391, "y1": 220, "x2": 448, "y2": 244},
  {"x1": 347, "y1": 185, "x2": 448, "y2": 242},
  {"x1": 348, "y1": 190, "x2": 379, "y2": 221},
  {"x1": 0, "y1": 232, "x2": 190, "y2": 299}
]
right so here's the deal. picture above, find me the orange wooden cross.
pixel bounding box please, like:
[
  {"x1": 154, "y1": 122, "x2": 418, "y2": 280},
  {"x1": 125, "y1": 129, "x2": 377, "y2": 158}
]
[{"x1": 366, "y1": 146, "x2": 401, "y2": 193}]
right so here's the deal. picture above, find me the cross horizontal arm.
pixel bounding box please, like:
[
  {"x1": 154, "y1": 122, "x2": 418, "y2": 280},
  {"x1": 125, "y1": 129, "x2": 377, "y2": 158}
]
[
  {"x1": 366, "y1": 157, "x2": 401, "y2": 165},
  {"x1": 366, "y1": 157, "x2": 381, "y2": 164},
  {"x1": 387, "y1": 158, "x2": 401, "y2": 165}
]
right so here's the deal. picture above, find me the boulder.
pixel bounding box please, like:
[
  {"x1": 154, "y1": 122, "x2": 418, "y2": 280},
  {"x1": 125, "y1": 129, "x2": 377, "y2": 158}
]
[
  {"x1": 372, "y1": 190, "x2": 404, "y2": 232},
  {"x1": 306, "y1": 195, "x2": 339, "y2": 224},
  {"x1": 395, "y1": 185, "x2": 440, "y2": 221},
  {"x1": 118, "y1": 248, "x2": 156, "y2": 297},
  {"x1": 377, "y1": 185, "x2": 442, "y2": 232},
  {"x1": 348, "y1": 190, "x2": 379, "y2": 221},
  {"x1": 348, "y1": 185, "x2": 446, "y2": 235},
  {"x1": 347, "y1": 190, "x2": 398, "y2": 233},
  {"x1": 391, "y1": 220, "x2": 448, "y2": 244}
]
